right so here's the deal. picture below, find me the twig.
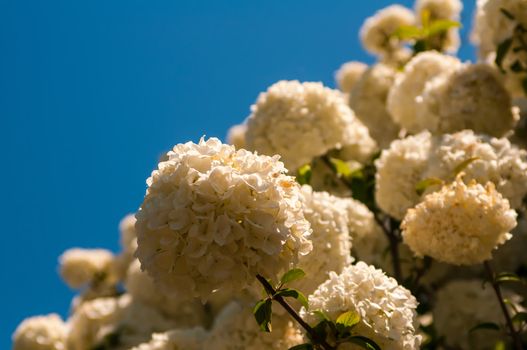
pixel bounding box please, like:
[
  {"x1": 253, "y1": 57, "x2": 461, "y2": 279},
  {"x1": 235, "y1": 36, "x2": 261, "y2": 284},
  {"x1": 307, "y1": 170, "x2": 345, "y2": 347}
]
[
  {"x1": 256, "y1": 274, "x2": 335, "y2": 350},
  {"x1": 483, "y1": 261, "x2": 523, "y2": 350}
]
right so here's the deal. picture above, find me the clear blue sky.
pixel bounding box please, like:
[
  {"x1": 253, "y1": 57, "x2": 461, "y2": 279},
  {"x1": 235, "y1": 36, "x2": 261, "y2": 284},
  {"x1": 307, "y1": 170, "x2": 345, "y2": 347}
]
[{"x1": 0, "y1": 0, "x2": 475, "y2": 347}]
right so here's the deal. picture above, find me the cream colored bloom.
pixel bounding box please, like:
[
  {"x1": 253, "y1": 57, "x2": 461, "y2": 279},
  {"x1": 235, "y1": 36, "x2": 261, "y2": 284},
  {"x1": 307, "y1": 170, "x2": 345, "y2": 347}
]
[
  {"x1": 415, "y1": 0, "x2": 462, "y2": 53},
  {"x1": 59, "y1": 248, "x2": 117, "y2": 290},
  {"x1": 130, "y1": 328, "x2": 207, "y2": 350},
  {"x1": 302, "y1": 262, "x2": 421, "y2": 350},
  {"x1": 67, "y1": 294, "x2": 178, "y2": 350},
  {"x1": 125, "y1": 260, "x2": 207, "y2": 326},
  {"x1": 135, "y1": 137, "x2": 312, "y2": 300},
  {"x1": 375, "y1": 132, "x2": 433, "y2": 220},
  {"x1": 360, "y1": 5, "x2": 415, "y2": 57},
  {"x1": 115, "y1": 214, "x2": 138, "y2": 279},
  {"x1": 349, "y1": 63, "x2": 400, "y2": 148},
  {"x1": 417, "y1": 63, "x2": 518, "y2": 136},
  {"x1": 434, "y1": 280, "x2": 522, "y2": 349},
  {"x1": 226, "y1": 123, "x2": 247, "y2": 150},
  {"x1": 387, "y1": 51, "x2": 462, "y2": 133},
  {"x1": 204, "y1": 301, "x2": 303, "y2": 350},
  {"x1": 335, "y1": 61, "x2": 368, "y2": 94},
  {"x1": 13, "y1": 314, "x2": 67, "y2": 350},
  {"x1": 292, "y1": 186, "x2": 353, "y2": 295},
  {"x1": 245, "y1": 80, "x2": 375, "y2": 171},
  {"x1": 402, "y1": 176, "x2": 517, "y2": 265}
]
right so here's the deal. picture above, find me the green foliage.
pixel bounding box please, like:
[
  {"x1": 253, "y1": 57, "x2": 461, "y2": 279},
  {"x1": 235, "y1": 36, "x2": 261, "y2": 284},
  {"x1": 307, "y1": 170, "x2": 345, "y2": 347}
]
[
  {"x1": 415, "y1": 177, "x2": 444, "y2": 196},
  {"x1": 453, "y1": 157, "x2": 480, "y2": 175},
  {"x1": 495, "y1": 272, "x2": 526, "y2": 285},
  {"x1": 512, "y1": 312, "x2": 527, "y2": 327},
  {"x1": 345, "y1": 336, "x2": 382, "y2": 350},
  {"x1": 329, "y1": 157, "x2": 353, "y2": 178},
  {"x1": 469, "y1": 322, "x2": 501, "y2": 333},
  {"x1": 335, "y1": 310, "x2": 361, "y2": 331},
  {"x1": 289, "y1": 344, "x2": 314, "y2": 350},
  {"x1": 347, "y1": 163, "x2": 377, "y2": 211},
  {"x1": 500, "y1": 8, "x2": 515, "y2": 20},
  {"x1": 495, "y1": 38, "x2": 513, "y2": 72},
  {"x1": 297, "y1": 164, "x2": 312, "y2": 185},
  {"x1": 281, "y1": 268, "x2": 306, "y2": 285},
  {"x1": 276, "y1": 288, "x2": 309, "y2": 309},
  {"x1": 253, "y1": 299, "x2": 273, "y2": 332}
]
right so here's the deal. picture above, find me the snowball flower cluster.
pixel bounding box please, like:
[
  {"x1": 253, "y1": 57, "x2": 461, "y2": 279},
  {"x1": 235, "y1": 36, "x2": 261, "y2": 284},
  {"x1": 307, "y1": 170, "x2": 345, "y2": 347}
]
[
  {"x1": 335, "y1": 61, "x2": 368, "y2": 94},
  {"x1": 349, "y1": 63, "x2": 400, "y2": 148},
  {"x1": 131, "y1": 328, "x2": 207, "y2": 350},
  {"x1": 59, "y1": 248, "x2": 117, "y2": 289},
  {"x1": 293, "y1": 186, "x2": 353, "y2": 295},
  {"x1": 302, "y1": 262, "x2": 421, "y2": 350},
  {"x1": 204, "y1": 301, "x2": 303, "y2": 350},
  {"x1": 360, "y1": 5, "x2": 415, "y2": 58},
  {"x1": 402, "y1": 175, "x2": 517, "y2": 265},
  {"x1": 417, "y1": 63, "x2": 518, "y2": 136},
  {"x1": 245, "y1": 80, "x2": 376, "y2": 171},
  {"x1": 434, "y1": 280, "x2": 522, "y2": 349},
  {"x1": 387, "y1": 51, "x2": 462, "y2": 133},
  {"x1": 135, "y1": 137, "x2": 312, "y2": 300},
  {"x1": 12, "y1": 314, "x2": 68, "y2": 350},
  {"x1": 226, "y1": 123, "x2": 247, "y2": 150},
  {"x1": 376, "y1": 130, "x2": 527, "y2": 219}
]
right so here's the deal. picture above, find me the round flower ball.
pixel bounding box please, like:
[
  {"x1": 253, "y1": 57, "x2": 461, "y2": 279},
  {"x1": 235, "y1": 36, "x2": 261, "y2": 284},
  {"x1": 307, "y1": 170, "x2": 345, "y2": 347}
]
[
  {"x1": 360, "y1": 5, "x2": 415, "y2": 57},
  {"x1": 301, "y1": 262, "x2": 421, "y2": 350},
  {"x1": 245, "y1": 80, "x2": 375, "y2": 171},
  {"x1": 335, "y1": 61, "x2": 368, "y2": 94},
  {"x1": 349, "y1": 63, "x2": 400, "y2": 148},
  {"x1": 226, "y1": 123, "x2": 247, "y2": 150},
  {"x1": 402, "y1": 176, "x2": 517, "y2": 265},
  {"x1": 59, "y1": 248, "x2": 118, "y2": 290},
  {"x1": 135, "y1": 137, "x2": 312, "y2": 300},
  {"x1": 387, "y1": 51, "x2": 461, "y2": 133},
  {"x1": 13, "y1": 314, "x2": 68, "y2": 350},
  {"x1": 417, "y1": 63, "x2": 518, "y2": 137},
  {"x1": 434, "y1": 279, "x2": 523, "y2": 349},
  {"x1": 130, "y1": 328, "x2": 207, "y2": 350}
]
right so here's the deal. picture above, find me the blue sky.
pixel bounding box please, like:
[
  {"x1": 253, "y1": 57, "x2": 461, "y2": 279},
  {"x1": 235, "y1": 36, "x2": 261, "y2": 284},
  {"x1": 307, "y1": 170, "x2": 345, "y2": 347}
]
[{"x1": 0, "y1": 0, "x2": 475, "y2": 347}]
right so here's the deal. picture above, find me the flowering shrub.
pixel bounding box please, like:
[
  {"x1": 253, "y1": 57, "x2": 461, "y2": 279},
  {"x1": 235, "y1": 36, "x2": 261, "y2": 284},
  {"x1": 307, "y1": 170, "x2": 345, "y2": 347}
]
[{"x1": 13, "y1": 0, "x2": 527, "y2": 349}]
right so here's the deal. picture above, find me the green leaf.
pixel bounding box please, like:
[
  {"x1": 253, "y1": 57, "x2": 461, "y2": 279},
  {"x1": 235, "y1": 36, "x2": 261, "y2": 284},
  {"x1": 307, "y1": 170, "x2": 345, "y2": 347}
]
[
  {"x1": 495, "y1": 272, "x2": 525, "y2": 285},
  {"x1": 512, "y1": 312, "x2": 527, "y2": 326},
  {"x1": 335, "y1": 310, "x2": 361, "y2": 330},
  {"x1": 296, "y1": 164, "x2": 312, "y2": 185},
  {"x1": 280, "y1": 268, "x2": 306, "y2": 285},
  {"x1": 454, "y1": 157, "x2": 480, "y2": 175},
  {"x1": 500, "y1": 8, "x2": 515, "y2": 20},
  {"x1": 329, "y1": 157, "x2": 353, "y2": 178},
  {"x1": 253, "y1": 299, "x2": 273, "y2": 332},
  {"x1": 510, "y1": 60, "x2": 525, "y2": 72},
  {"x1": 312, "y1": 309, "x2": 330, "y2": 322},
  {"x1": 288, "y1": 344, "x2": 314, "y2": 350},
  {"x1": 469, "y1": 322, "x2": 501, "y2": 333},
  {"x1": 345, "y1": 336, "x2": 382, "y2": 350},
  {"x1": 494, "y1": 340, "x2": 506, "y2": 350},
  {"x1": 428, "y1": 20, "x2": 461, "y2": 37},
  {"x1": 276, "y1": 288, "x2": 309, "y2": 310},
  {"x1": 413, "y1": 39, "x2": 427, "y2": 54},
  {"x1": 415, "y1": 177, "x2": 444, "y2": 195},
  {"x1": 495, "y1": 38, "x2": 513, "y2": 72},
  {"x1": 393, "y1": 25, "x2": 423, "y2": 40}
]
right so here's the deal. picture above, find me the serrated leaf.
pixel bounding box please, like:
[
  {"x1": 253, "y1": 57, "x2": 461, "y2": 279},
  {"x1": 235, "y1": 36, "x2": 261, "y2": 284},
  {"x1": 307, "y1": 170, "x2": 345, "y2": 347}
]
[
  {"x1": 276, "y1": 288, "x2": 309, "y2": 310},
  {"x1": 329, "y1": 157, "x2": 353, "y2": 178},
  {"x1": 500, "y1": 8, "x2": 515, "y2": 20},
  {"x1": 345, "y1": 336, "x2": 382, "y2": 350},
  {"x1": 393, "y1": 25, "x2": 423, "y2": 40},
  {"x1": 415, "y1": 177, "x2": 444, "y2": 195},
  {"x1": 428, "y1": 20, "x2": 461, "y2": 37},
  {"x1": 469, "y1": 322, "x2": 500, "y2": 333},
  {"x1": 297, "y1": 164, "x2": 312, "y2": 185},
  {"x1": 280, "y1": 268, "x2": 306, "y2": 285},
  {"x1": 336, "y1": 310, "x2": 361, "y2": 330},
  {"x1": 454, "y1": 157, "x2": 480, "y2": 175},
  {"x1": 495, "y1": 38, "x2": 513, "y2": 71},
  {"x1": 288, "y1": 344, "x2": 314, "y2": 350},
  {"x1": 253, "y1": 299, "x2": 273, "y2": 332}
]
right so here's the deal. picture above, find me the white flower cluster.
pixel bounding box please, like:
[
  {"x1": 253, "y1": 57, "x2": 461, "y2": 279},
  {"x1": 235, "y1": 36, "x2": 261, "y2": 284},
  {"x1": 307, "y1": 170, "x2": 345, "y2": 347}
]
[
  {"x1": 135, "y1": 137, "x2": 312, "y2": 300},
  {"x1": 360, "y1": 5, "x2": 415, "y2": 59},
  {"x1": 302, "y1": 262, "x2": 421, "y2": 350},
  {"x1": 226, "y1": 123, "x2": 247, "y2": 150},
  {"x1": 402, "y1": 176, "x2": 517, "y2": 265},
  {"x1": 130, "y1": 328, "x2": 207, "y2": 350},
  {"x1": 434, "y1": 280, "x2": 523, "y2": 349},
  {"x1": 349, "y1": 63, "x2": 401, "y2": 148},
  {"x1": 245, "y1": 80, "x2": 377, "y2": 171},
  {"x1": 415, "y1": 0, "x2": 462, "y2": 52},
  {"x1": 335, "y1": 61, "x2": 368, "y2": 95},
  {"x1": 472, "y1": 0, "x2": 527, "y2": 97},
  {"x1": 376, "y1": 130, "x2": 527, "y2": 219},
  {"x1": 12, "y1": 314, "x2": 68, "y2": 350},
  {"x1": 293, "y1": 186, "x2": 353, "y2": 295}
]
